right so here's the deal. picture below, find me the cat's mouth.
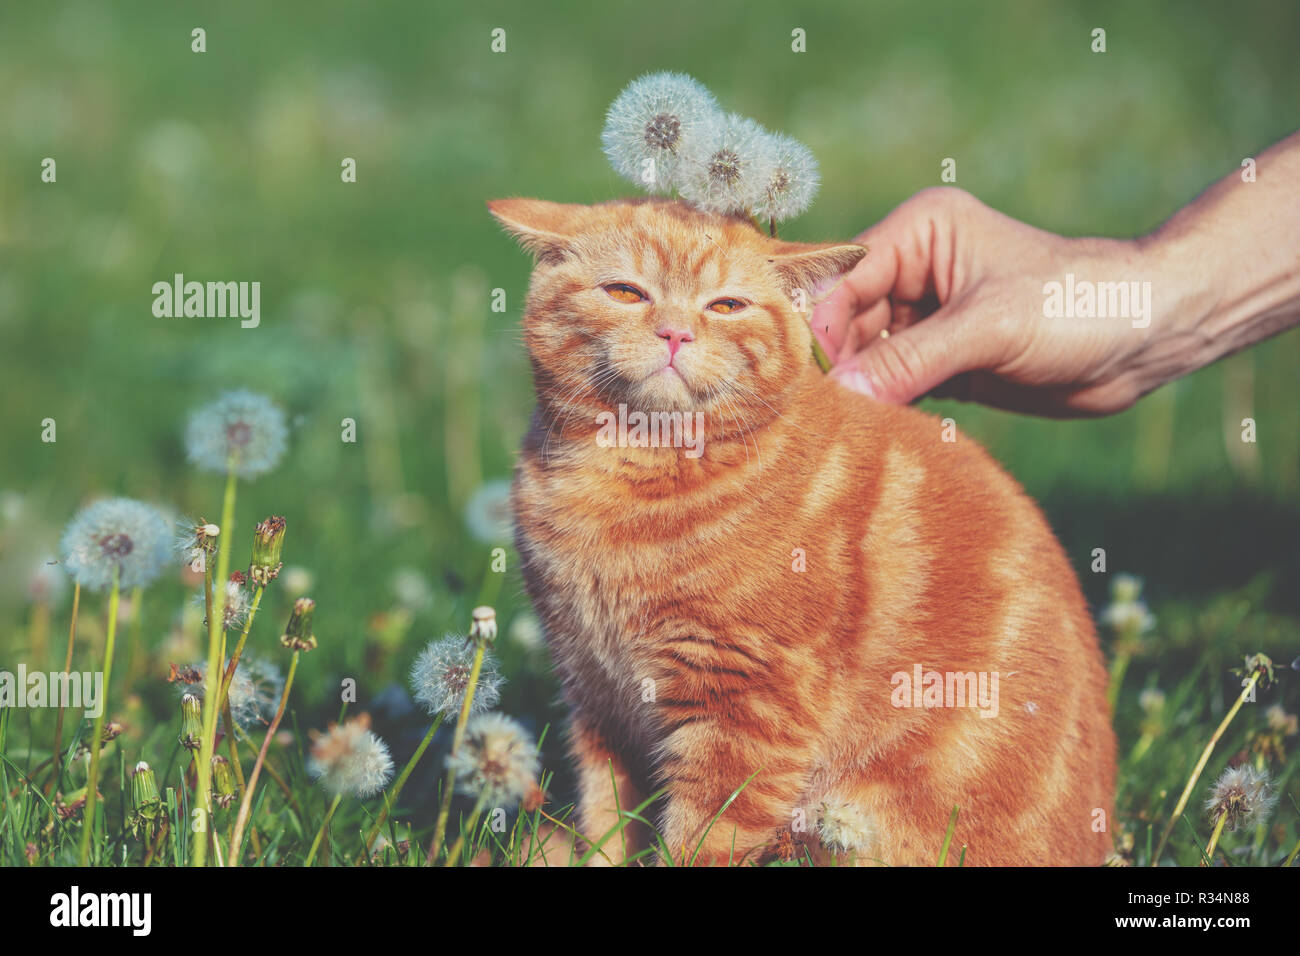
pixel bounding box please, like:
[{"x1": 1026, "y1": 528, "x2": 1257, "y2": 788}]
[{"x1": 628, "y1": 360, "x2": 698, "y2": 411}]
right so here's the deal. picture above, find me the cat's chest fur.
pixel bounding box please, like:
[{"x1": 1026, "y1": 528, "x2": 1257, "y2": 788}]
[{"x1": 511, "y1": 429, "x2": 798, "y2": 781}]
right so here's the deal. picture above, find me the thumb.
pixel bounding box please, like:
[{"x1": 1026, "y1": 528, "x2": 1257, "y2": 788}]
[{"x1": 830, "y1": 307, "x2": 996, "y2": 405}]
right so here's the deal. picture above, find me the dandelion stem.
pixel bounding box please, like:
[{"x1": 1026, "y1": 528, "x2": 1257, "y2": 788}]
[
  {"x1": 1107, "y1": 651, "x2": 1133, "y2": 711},
  {"x1": 123, "y1": 585, "x2": 144, "y2": 689},
  {"x1": 426, "y1": 639, "x2": 487, "y2": 864},
  {"x1": 304, "y1": 793, "x2": 343, "y2": 867},
  {"x1": 1203, "y1": 808, "x2": 1229, "y2": 865},
  {"x1": 363, "y1": 714, "x2": 444, "y2": 856},
  {"x1": 1284, "y1": 833, "x2": 1300, "y2": 868},
  {"x1": 216, "y1": 584, "x2": 263, "y2": 804},
  {"x1": 77, "y1": 569, "x2": 120, "y2": 865},
  {"x1": 49, "y1": 582, "x2": 80, "y2": 798},
  {"x1": 218, "y1": 585, "x2": 264, "y2": 708},
  {"x1": 441, "y1": 793, "x2": 488, "y2": 867},
  {"x1": 227, "y1": 649, "x2": 299, "y2": 865},
  {"x1": 193, "y1": 465, "x2": 238, "y2": 867},
  {"x1": 810, "y1": 336, "x2": 833, "y2": 374},
  {"x1": 1152, "y1": 668, "x2": 1262, "y2": 864}
]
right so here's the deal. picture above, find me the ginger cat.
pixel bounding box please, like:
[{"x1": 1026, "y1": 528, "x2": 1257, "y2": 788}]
[{"x1": 490, "y1": 196, "x2": 1116, "y2": 866}]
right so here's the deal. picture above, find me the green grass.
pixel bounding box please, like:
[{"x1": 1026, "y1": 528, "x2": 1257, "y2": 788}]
[{"x1": 1, "y1": 0, "x2": 1298, "y2": 865}]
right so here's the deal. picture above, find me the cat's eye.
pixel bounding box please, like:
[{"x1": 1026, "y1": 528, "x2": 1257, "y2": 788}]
[
  {"x1": 603, "y1": 283, "x2": 648, "y2": 304},
  {"x1": 708, "y1": 297, "x2": 749, "y2": 315}
]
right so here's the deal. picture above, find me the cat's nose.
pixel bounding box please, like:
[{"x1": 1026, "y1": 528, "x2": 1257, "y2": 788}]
[{"x1": 656, "y1": 326, "x2": 694, "y2": 359}]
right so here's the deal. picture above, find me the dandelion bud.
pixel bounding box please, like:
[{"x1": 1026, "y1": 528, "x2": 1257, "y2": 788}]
[
  {"x1": 131, "y1": 762, "x2": 162, "y2": 822},
  {"x1": 248, "y1": 515, "x2": 286, "y2": 586},
  {"x1": 281, "y1": 597, "x2": 318, "y2": 651},
  {"x1": 211, "y1": 755, "x2": 237, "y2": 809},
  {"x1": 179, "y1": 693, "x2": 203, "y2": 751},
  {"x1": 470, "y1": 606, "x2": 497, "y2": 644},
  {"x1": 102, "y1": 722, "x2": 125, "y2": 743}
]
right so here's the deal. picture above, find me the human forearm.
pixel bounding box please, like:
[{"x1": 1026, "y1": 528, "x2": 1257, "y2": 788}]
[{"x1": 1145, "y1": 130, "x2": 1300, "y2": 371}]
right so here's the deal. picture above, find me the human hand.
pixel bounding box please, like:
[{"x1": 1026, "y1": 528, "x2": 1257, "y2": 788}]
[{"x1": 811, "y1": 187, "x2": 1205, "y2": 417}]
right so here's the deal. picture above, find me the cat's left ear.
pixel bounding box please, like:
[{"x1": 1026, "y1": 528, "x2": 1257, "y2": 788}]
[
  {"x1": 487, "y1": 198, "x2": 585, "y2": 265},
  {"x1": 765, "y1": 241, "x2": 868, "y2": 302}
]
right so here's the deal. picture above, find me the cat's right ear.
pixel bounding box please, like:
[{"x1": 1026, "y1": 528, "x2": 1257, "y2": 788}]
[{"x1": 487, "y1": 198, "x2": 583, "y2": 265}]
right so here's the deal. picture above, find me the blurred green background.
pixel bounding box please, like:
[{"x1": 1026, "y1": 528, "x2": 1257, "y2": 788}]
[{"x1": 1, "y1": 0, "x2": 1298, "y2": 859}]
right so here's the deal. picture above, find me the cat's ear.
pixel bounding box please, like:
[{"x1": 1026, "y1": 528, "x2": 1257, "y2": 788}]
[
  {"x1": 487, "y1": 198, "x2": 585, "y2": 265},
  {"x1": 765, "y1": 241, "x2": 868, "y2": 302}
]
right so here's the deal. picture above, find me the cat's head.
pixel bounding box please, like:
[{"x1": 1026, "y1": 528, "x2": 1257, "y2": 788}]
[{"x1": 489, "y1": 197, "x2": 865, "y2": 424}]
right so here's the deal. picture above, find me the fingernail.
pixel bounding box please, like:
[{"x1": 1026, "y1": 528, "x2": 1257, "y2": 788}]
[{"x1": 831, "y1": 364, "x2": 875, "y2": 398}]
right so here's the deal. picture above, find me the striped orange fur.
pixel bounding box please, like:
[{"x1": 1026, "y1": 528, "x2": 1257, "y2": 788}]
[{"x1": 490, "y1": 197, "x2": 1116, "y2": 866}]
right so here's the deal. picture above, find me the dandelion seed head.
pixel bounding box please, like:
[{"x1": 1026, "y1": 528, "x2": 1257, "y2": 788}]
[
  {"x1": 182, "y1": 655, "x2": 282, "y2": 729},
  {"x1": 390, "y1": 566, "x2": 434, "y2": 612},
  {"x1": 281, "y1": 565, "x2": 314, "y2": 597},
  {"x1": 1101, "y1": 599, "x2": 1155, "y2": 634},
  {"x1": 508, "y1": 613, "x2": 544, "y2": 651},
  {"x1": 1205, "y1": 764, "x2": 1277, "y2": 830},
  {"x1": 60, "y1": 498, "x2": 172, "y2": 592},
  {"x1": 1266, "y1": 704, "x2": 1297, "y2": 736},
  {"x1": 816, "y1": 800, "x2": 877, "y2": 855},
  {"x1": 751, "y1": 132, "x2": 819, "y2": 223},
  {"x1": 677, "y1": 112, "x2": 777, "y2": 217},
  {"x1": 28, "y1": 556, "x2": 68, "y2": 605},
  {"x1": 409, "y1": 635, "x2": 503, "y2": 718},
  {"x1": 1111, "y1": 573, "x2": 1143, "y2": 604},
  {"x1": 602, "y1": 72, "x2": 722, "y2": 193},
  {"x1": 308, "y1": 716, "x2": 394, "y2": 798},
  {"x1": 1138, "y1": 688, "x2": 1166, "y2": 714},
  {"x1": 185, "y1": 389, "x2": 288, "y2": 478},
  {"x1": 463, "y1": 479, "x2": 514, "y2": 545},
  {"x1": 448, "y1": 712, "x2": 539, "y2": 808}
]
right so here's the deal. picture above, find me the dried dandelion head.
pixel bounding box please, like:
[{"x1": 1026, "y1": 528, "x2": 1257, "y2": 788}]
[
  {"x1": 185, "y1": 389, "x2": 288, "y2": 479},
  {"x1": 409, "y1": 635, "x2": 503, "y2": 718},
  {"x1": 1266, "y1": 704, "x2": 1298, "y2": 737},
  {"x1": 448, "y1": 712, "x2": 539, "y2": 808},
  {"x1": 1205, "y1": 764, "x2": 1278, "y2": 831},
  {"x1": 1138, "y1": 688, "x2": 1166, "y2": 715},
  {"x1": 60, "y1": 498, "x2": 172, "y2": 592},
  {"x1": 816, "y1": 800, "x2": 876, "y2": 856},
  {"x1": 175, "y1": 516, "x2": 220, "y2": 573},
  {"x1": 677, "y1": 112, "x2": 776, "y2": 217},
  {"x1": 195, "y1": 572, "x2": 253, "y2": 631},
  {"x1": 751, "y1": 132, "x2": 819, "y2": 223},
  {"x1": 248, "y1": 515, "x2": 286, "y2": 585},
  {"x1": 307, "y1": 714, "x2": 394, "y2": 799},
  {"x1": 602, "y1": 71, "x2": 722, "y2": 193},
  {"x1": 181, "y1": 656, "x2": 281, "y2": 729},
  {"x1": 463, "y1": 479, "x2": 514, "y2": 545}
]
